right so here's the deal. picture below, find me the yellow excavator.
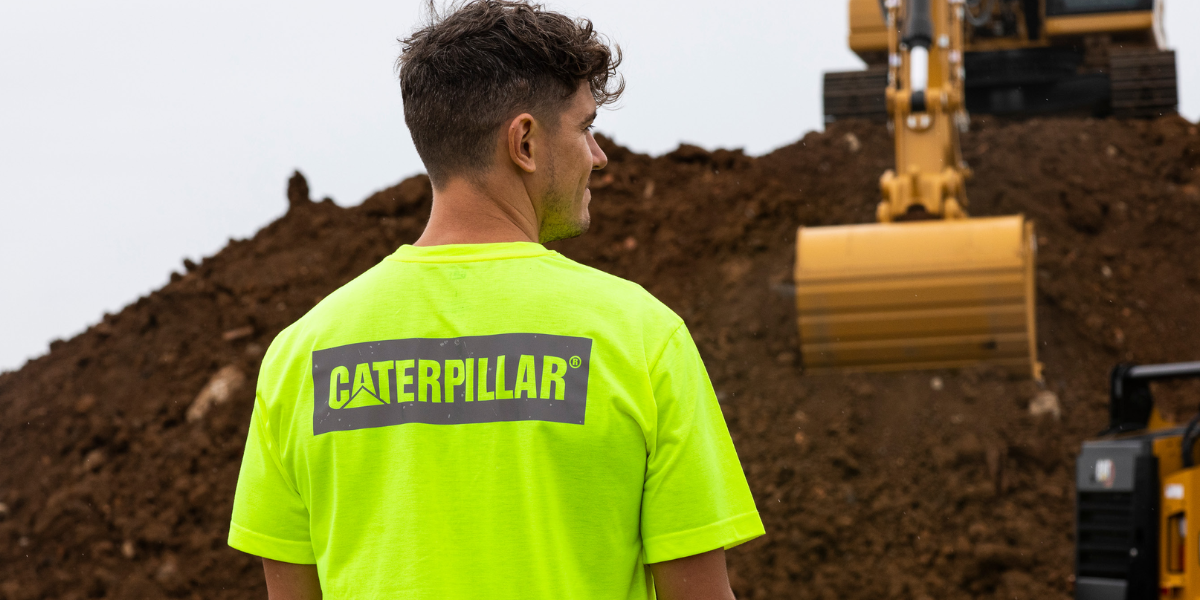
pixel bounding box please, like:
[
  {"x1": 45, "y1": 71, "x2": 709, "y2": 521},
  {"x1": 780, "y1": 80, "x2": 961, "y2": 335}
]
[
  {"x1": 795, "y1": 0, "x2": 1178, "y2": 378},
  {"x1": 795, "y1": 0, "x2": 1042, "y2": 378}
]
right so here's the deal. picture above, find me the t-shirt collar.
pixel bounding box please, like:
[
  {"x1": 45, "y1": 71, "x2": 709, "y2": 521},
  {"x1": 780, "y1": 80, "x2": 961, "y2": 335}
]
[{"x1": 387, "y1": 241, "x2": 554, "y2": 263}]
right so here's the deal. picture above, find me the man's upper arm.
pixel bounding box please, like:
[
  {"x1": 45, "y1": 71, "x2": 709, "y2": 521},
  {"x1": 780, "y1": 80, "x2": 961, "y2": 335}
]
[
  {"x1": 263, "y1": 558, "x2": 322, "y2": 600},
  {"x1": 228, "y1": 396, "x2": 316, "y2": 564},
  {"x1": 648, "y1": 548, "x2": 735, "y2": 600},
  {"x1": 640, "y1": 323, "x2": 764, "y2": 564}
]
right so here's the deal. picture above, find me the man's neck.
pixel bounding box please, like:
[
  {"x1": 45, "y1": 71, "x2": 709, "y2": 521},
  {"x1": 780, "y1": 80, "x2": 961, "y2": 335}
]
[{"x1": 414, "y1": 176, "x2": 539, "y2": 246}]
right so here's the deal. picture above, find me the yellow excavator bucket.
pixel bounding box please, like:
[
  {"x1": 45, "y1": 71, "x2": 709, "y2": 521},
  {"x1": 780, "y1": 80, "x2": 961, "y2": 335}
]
[{"x1": 795, "y1": 215, "x2": 1041, "y2": 378}]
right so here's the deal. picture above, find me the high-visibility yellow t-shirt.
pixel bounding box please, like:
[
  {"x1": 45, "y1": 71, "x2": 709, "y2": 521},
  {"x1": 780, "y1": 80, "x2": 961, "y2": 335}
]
[{"x1": 228, "y1": 242, "x2": 763, "y2": 599}]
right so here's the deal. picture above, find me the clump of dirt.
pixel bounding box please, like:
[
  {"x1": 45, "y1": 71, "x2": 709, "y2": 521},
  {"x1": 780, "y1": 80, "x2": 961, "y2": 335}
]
[{"x1": 1, "y1": 116, "x2": 1199, "y2": 600}]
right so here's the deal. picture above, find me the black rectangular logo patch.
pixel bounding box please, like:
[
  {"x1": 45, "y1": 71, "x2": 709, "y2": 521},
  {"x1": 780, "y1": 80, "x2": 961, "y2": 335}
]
[{"x1": 312, "y1": 333, "x2": 592, "y2": 435}]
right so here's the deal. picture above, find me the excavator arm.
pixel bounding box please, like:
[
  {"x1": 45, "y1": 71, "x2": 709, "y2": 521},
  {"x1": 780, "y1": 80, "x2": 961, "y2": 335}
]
[
  {"x1": 880, "y1": 0, "x2": 968, "y2": 222},
  {"x1": 794, "y1": 0, "x2": 1041, "y2": 379}
]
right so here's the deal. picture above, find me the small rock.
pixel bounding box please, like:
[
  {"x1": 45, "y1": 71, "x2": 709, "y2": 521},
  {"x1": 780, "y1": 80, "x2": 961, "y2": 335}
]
[
  {"x1": 121, "y1": 540, "x2": 136, "y2": 559},
  {"x1": 974, "y1": 542, "x2": 1032, "y2": 568},
  {"x1": 794, "y1": 431, "x2": 808, "y2": 448},
  {"x1": 1106, "y1": 145, "x2": 1119, "y2": 158},
  {"x1": 930, "y1": 376, "x2": 944, "y2": 391},
  {"x1": 186, "y1": 365, "x2": 247, "y2": 422},
  {"x1": 155, "y1": 556, "x2": 179, "y2": 584},
  {"x1": 83, "y1": 449, "x2": 106, "y2": 471},
  {"x1": 245, "y1": 343, "x2": 265, "y2": 358},
  {"x1": 986, "y1": 443, "x2": 1007, "y2": 494},
  {"x1": 75, "y1": 394, "x2": 97, "y2": 414},
  {"x1": 222, "y1": 326, "x2": 255, "y2": 342},
  {"x1": 1029, "y1": 390, "x2": 1061, "y2": 420},
  {"x1": 18, "y1": 536, "x2": 29, "y2": 548},
  {"x1": 851, "y1": 382, "x2": 875, "y2": 398},
  {"x1": 642, "y1": 181, "x2": 656, "y2": 199},
  {"x1": 622, "y1": 236, "x2": 638, "y2": 251},
  {"x1": 843, "y1": 132, "x2": 861, "y2": 153},
  {"x1": 1100, "y1": 265, "x2": 1113, "y2": 278},
  {"x1": 0, "y1": 502, "x2": 8, "y2": 520}
]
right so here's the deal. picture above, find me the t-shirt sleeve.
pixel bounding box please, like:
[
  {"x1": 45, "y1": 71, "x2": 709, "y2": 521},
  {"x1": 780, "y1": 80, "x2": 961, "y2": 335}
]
[
  {"x1": 640, "y1": 323, "x2": 764, "y2": 564},
  {"x1": 228, "y1": 396, "x2": 316, "y2": 564}
]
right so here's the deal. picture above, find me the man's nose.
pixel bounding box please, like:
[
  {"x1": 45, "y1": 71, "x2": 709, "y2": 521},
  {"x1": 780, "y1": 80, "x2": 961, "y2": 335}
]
[{"x1": 589, "y1": 133, "x2": 608, "y2": 170}]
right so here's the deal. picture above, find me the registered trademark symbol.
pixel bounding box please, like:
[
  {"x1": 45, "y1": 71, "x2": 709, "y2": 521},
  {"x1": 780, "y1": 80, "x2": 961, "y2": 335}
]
[{"x1": 569, "y1": 356, "x2": 582, "y2": 368}]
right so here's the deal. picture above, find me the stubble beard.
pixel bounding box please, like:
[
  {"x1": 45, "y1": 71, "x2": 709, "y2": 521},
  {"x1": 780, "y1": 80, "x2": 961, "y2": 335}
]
[
  {"x1": 537, "y1": 190, "x2": 590, "y2": 243},
  {"x1": 537, "y1": 156, "x2": 590, "y2": 244}
]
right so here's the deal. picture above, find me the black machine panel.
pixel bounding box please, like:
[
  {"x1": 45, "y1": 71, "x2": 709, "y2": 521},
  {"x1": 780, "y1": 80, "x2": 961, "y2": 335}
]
[
  {"x1": 1046, "y1": 0, "x2": 1154, "y2": 16},
  {"x1": 1075, "y1": 439, "x2": 1159, "y2": 600}
]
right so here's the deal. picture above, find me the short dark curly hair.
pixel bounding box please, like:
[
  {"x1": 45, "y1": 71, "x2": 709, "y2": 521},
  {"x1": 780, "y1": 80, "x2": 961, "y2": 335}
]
[{"x1": 397, "y1": 1, "x2": 622, "y2": 186}]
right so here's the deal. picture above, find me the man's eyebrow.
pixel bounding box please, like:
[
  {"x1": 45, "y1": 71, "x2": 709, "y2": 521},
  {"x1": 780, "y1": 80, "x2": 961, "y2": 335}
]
[{"x1": 582, "y1": 111, "x2": 597, "y2": 126}]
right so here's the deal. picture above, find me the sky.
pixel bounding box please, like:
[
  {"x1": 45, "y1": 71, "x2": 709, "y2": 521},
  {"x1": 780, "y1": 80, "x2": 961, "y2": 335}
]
[{"x1": 1, "y1": 1, "x2": 1198, "y2": 373}]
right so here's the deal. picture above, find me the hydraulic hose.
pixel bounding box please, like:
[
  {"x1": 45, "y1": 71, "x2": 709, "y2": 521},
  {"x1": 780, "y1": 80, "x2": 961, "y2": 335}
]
[
  {"x1": 1183, "y1": 413, "x2": 1200, "y2": 468},
  {"x1": 903, "y1": 0, "x2": 934, "y2": 49},
  {"x1": 903, "y1": 0, "x2": 933, "y2": 113}
]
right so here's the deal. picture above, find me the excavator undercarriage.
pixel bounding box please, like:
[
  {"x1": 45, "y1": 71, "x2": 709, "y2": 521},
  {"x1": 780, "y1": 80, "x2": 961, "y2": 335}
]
[{"x1": 824, "y1": 0, "x2": 1178, "y2": 122}]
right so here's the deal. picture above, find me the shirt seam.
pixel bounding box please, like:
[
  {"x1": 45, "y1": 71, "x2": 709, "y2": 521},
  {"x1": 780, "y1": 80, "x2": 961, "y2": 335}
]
[
  {"x1": 642, "y1": 510, "x2": 764, "y2": 563},
  {"x1": 384, "y1": 250, "x2": 558, "y2": 264},
  {"x1": 647, "y1": 320, "x2": 688, "y2": 375},
  {"x1": 642, "y1": 509, "x2": 762, "y2": 546},
  {"x1": 228, "y1": 521, "x2": 316, "y2": 564},
  {"x1": 229, "y1": 520, "x2": 312, "y2": 549}
]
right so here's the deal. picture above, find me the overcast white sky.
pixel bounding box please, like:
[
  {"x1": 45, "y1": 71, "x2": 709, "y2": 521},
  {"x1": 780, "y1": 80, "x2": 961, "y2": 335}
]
[{"x1": 1, "y1": 1, "x2": 1198, "y2": 373}]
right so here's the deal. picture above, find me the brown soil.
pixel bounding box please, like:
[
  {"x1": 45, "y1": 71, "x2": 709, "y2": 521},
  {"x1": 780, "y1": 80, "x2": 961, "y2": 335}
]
[{"x1": 2, "y1": 116, "x2": 1199, "y2": 600}]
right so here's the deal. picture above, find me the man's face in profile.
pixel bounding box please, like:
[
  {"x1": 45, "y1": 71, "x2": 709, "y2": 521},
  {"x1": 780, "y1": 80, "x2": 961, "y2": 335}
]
[{"x1": 536, "y1": 85, "x2": 608, "y2": 244}]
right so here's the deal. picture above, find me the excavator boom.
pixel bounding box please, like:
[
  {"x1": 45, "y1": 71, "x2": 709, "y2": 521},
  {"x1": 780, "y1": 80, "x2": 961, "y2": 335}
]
[{"x1": 795, "y1": 0, "x2": 1041, "y2": 378}]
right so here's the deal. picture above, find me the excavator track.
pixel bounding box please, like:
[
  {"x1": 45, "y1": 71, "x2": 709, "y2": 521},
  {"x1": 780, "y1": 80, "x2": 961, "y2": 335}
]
[
  {"x1": 823, "y1": 66, "x2": 888, "y2": 123},
  {"x1": 1109, "y1": 49, "x2": 1178, "y2": 119}
]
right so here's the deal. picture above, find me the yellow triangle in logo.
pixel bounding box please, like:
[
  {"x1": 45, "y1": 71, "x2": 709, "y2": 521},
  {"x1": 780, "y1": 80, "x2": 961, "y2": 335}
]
[{"x1": 343, "y1": 386, "x2": 386, "y2": 409}]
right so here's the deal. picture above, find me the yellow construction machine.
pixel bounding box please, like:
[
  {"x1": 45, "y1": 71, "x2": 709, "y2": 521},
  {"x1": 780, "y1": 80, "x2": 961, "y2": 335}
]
[
  {"x1": 1075, "y1": 361, "x2": 1200, "y2": 599},
  {"x1": 826, "y1": 0, "x2": 1178, "y2": 121},
  {"x1": 795, "y1": 0, "x2": 1041, "y2": 377}
]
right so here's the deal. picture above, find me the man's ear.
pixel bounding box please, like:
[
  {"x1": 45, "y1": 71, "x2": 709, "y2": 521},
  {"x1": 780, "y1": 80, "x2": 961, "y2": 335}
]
[{"x1": 507, "y1": 113, "x2": 537, "y2": 174}]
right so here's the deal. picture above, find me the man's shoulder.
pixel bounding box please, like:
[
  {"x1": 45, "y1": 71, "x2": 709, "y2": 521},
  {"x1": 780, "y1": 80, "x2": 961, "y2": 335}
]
[
  {"x1": 543, "y1": 253, "x2": 680, "y2": 323},
  {"x1": 257, "y1": 263, "x2": 389, "y2": 373}
]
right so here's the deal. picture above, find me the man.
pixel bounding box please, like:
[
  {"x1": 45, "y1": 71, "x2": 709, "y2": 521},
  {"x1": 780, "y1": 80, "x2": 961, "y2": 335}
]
[{"x1": 228, "y1": 2, "x2": 763, "y2": 598}]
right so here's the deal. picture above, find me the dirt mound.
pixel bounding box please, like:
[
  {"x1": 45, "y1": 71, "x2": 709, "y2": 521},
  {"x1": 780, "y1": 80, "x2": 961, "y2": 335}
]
[{"x1": 2, "y1": 116, "x2": 1199, "y2": 599}]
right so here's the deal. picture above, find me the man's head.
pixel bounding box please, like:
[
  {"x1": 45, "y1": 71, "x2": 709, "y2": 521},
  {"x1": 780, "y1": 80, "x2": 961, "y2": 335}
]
[{"x1": 397, "y1": 1, "x2": 622, "y2": 242}]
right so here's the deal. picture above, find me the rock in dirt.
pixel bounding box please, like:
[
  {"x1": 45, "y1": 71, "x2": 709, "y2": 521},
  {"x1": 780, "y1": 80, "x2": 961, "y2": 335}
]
[
  {"x1": 1030, "y1": 390, "x2": 1062, "y2": 420},
  {"x1": 73, "y1": 393, "x2": 96, "y2": 414},
  {"x1": 186, "y1": 365, "x2": 246, "y2": 422},
  {"x1": 221, "y1": 326, "x2": 255, "y2": 342}
]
